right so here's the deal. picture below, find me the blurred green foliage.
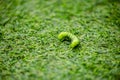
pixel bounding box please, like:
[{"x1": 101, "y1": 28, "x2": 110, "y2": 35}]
[{"x1": 0, "y1": 0, "x2": 120, "y2": 80}]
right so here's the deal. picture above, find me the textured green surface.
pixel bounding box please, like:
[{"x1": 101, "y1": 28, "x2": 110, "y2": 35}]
[{"x1": 0, "y1": 0, "x2": 120, "y2": 80}]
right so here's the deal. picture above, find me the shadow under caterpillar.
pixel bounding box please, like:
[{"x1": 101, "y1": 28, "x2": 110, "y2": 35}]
[{"x1": 58, "y1": 32, "x2": 79, "y2": 48}]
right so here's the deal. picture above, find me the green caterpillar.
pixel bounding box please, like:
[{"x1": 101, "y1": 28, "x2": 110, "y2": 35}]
[{"x1": 58, "y1": 32, "x2": 79, "y2": 48}]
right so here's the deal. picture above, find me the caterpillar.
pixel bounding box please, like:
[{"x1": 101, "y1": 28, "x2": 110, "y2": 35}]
[{"x1": 58, "y1": 32, "x2": 79, "y2": 48}]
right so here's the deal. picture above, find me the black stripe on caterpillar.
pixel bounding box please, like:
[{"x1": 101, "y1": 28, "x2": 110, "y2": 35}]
[{"x1": 58, "y1": 32, "x2": 79, "y2": 48}]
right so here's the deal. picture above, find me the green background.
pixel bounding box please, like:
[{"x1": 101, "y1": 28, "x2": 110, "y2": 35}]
[{"x1": 0, "y1": 0, "x2": 120, "y2": 80}]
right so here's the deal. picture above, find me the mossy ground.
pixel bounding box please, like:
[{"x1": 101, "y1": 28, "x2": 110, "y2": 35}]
[{"x1": 0, "y1": 0, "x2": 120, "y2": 80}]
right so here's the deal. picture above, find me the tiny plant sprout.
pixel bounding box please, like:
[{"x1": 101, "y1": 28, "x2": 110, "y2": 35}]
[{"x1": 58, "y1": 32, "x2": 79, "y2": 48}]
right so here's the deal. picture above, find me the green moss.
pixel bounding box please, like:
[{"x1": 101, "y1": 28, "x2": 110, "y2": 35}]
[{"x1": 0, "y1": 0, "x2": 120, "y2": 80}]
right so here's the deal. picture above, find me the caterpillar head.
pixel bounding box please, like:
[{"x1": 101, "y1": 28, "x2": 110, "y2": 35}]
[{"x1": 58, "y1": 32, "x2": 69, "y2": 41}]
